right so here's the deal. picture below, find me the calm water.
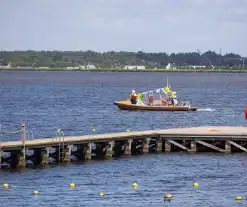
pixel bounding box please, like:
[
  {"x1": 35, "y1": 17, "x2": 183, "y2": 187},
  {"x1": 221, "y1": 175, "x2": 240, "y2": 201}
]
[{"x1": 0, "y1": 71, "x2": 247, "y2": 207}]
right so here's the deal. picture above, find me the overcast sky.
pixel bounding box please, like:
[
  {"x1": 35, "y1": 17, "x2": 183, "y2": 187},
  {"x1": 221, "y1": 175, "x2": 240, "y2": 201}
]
[{"x1": 1, "y1": 0, "x2": 247, "y2": 56}]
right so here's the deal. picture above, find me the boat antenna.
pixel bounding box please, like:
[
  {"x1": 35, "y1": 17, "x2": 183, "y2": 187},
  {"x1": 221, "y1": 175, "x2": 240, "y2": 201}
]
[{"x1": 166, "y1": 76, "x2": 169, "y2": 88}]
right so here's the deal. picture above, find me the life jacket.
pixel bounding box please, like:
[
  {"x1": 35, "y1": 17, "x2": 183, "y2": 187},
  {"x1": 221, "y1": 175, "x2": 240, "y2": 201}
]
[
  {"x1": 130, "y1": 93, "x2": 136, "y2": 100},
  {"x1": 162, "y1": 99, "x2": 167, "y2": 105}
]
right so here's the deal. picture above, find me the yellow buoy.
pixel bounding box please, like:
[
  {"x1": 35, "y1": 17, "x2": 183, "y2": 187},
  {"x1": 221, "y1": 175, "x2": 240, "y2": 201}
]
[
  {"x1": 235, "y1": 196, "x2": 242, "y2": 200},
  {"x1": 164, "y1": 193, "x2": 173, "y2": 200},
  {"x1": 99, "y1": 192, "x2": 104, "y2": 197},
  {"x1": 33, "y1": 190, "x2": 39, "y2": 195},
  {"x1": 3, "y1": 183, "x2": 9, "y2": 188},
  {"x1": 69, "y1": 183, "x2": 76, "y2": 188},
  {"x1": 193, "y1": 182, "x2": 199, "y2": 188},
  {"x1": 132, "y1": 183, "x2": 138, "y2": 188}
]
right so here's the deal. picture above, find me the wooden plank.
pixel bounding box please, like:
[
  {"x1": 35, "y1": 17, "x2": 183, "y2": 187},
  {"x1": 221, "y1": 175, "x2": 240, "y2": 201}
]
[
  {"x1": 195, "y1": 140, "x2": 225, "y2": 152},
  {"x1": 228, "y1": 141, "x2": 247, "y2": 153},
  {"x1": 167, "y1": 140, "x2": 191, "y2": 152}
]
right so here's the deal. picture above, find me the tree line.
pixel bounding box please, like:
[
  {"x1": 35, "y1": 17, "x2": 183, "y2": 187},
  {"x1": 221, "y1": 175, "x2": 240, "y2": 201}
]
[{"x1": 0, "y1": 50, "x2": 245, "y2": 69}]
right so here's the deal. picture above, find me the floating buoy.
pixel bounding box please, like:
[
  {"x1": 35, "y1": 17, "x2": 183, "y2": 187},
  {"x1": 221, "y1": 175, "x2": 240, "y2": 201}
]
[
  {"x1": 126, "y1": 129, "x2": 130, "y2": 132},
  {"x1": 3, "y1": 183, "x2": 9, "y2": 188},
  {"x1": 164, "y1": 193, "x2": 173, "y2": 201},
  {"x1": 99, "y1": 192, "x2": 104, "y2": 197},
  {"x1": 132, "y1": 183, "x2": 138, "y2": 188},
  {"x1": 193, "y1": 182, "x2": 199, "y2": 188},
  {"x1": 69, "y1": 183, "x2": 76, "y2": 188},
  {"x1": 236, "y1": 196, "x2": 242, "y2": 200},
  {"x1": 92, "y1": 129, "x2": 96, "y2": 132},
  {"x1": 33, "y1": 190, "x2": 39, "y2": 195}
]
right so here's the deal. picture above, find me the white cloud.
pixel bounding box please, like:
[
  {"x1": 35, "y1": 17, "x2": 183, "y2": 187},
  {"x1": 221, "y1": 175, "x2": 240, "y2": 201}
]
[{"x1": 0, "y1": 0, "x2": 246, "y2": 55}]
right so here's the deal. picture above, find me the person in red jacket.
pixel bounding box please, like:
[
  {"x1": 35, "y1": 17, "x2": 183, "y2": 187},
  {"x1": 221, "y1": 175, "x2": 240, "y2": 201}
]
[{"x1": 130, "y1": 90, "x2": 137, "y2": 104}]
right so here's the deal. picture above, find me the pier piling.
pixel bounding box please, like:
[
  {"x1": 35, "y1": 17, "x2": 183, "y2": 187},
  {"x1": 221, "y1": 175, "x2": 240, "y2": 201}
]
[
  {"x1": 84, "y1": 143, "x2": 92, "y2": 160},
  {"x1": 165, "y1": 140, "x2": 171, "y2": 152},
  {"x1": 156, "y1": 138, "x2": 163, "y2": 152},
  {"x1": 64, "y1": 145, "x2": 73, "y2": 162},
  {"x1": 105, "y1": 141, "x2": 114, "y2": 157},
  {"x1": 42, "y1": 147, "x2": 50, "y2": 164},
  {"x1": 191, "y1": 140, "x2": 197, "y2": 152},
  {"x1": 124, "y1": 139, "x2": 132, "y2": 155},
  {"x1": 142, "y1": 138, "x2": 150, "y2": 153},
  {"x1": 225, "y1": 141, "x2": 231, "y2": 153}
]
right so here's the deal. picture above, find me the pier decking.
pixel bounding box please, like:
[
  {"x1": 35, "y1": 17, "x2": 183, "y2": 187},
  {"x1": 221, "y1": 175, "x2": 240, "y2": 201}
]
[{"x1": 0, "y1": 126, "x2": 247, "y2": 168}]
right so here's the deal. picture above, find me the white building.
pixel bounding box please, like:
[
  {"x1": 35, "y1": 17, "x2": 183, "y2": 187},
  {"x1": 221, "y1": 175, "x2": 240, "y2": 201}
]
[
  {"x1": 188, "y1": 65, "x2": 206, "y2": 69},
  {"x1": 66, "y1": 65, "x2": 86, "y2": 69},
  {"x1": 124, "y1": 65, "x2": 145, "y2": 69},
  {"x1": 166, "y1": 63, "x2": 176, "y2": 69},
  {"x1": 0, "y1": 62, "x2": 11, "y2": 68},
  {"x1": 86, "y1": 64, "x2": 96, "y2": 69},
  {"x1": 166, "y1": 63, "x2": 171, "y2": 69}
]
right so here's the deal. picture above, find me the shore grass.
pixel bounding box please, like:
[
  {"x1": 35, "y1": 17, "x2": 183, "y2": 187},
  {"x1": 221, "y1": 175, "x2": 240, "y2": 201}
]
[{"x1": 0, "y1": 67, "x2": 247, "y2": 73}]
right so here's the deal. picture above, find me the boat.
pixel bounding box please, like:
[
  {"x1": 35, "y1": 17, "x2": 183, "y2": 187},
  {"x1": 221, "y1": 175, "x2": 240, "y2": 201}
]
[
  {"x1": 114, "y1": 81, "x2": 198, "y2": 111},
  {"x1": 114, "y1": 100, "x2": 198, "y2": 111}
]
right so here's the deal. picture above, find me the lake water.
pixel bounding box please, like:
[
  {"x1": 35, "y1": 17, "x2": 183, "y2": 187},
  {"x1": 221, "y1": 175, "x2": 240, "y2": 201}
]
[{"x1": 0, "y1": 71, "x2": 247, "y2": 207}]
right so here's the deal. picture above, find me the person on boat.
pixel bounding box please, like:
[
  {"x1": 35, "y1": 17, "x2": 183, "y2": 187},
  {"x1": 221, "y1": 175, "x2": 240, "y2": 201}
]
[
  {"x1": 171, "y1": 92, "x2": 178, "y2": 106},
  {"x1": 130, "y1": 90, "x2": 137, "y2": 104},
  {"x1": 148, "y1": 95, "x2": 154, "y2": 105}
]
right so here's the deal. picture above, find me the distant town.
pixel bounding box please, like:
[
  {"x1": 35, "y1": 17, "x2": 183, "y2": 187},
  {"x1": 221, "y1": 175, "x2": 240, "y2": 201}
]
[{"x1": 0, "y1": 50, "x2": 246, "y2": 70}]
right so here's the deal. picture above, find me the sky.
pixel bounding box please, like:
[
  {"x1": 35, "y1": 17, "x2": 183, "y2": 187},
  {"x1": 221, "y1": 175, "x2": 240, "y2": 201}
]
[{"x1": 1, "y1": 0, "x2": 247, "y2": 56}]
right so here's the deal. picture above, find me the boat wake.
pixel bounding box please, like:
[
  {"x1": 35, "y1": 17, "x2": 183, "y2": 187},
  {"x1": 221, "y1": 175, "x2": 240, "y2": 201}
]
[{"x1": 197, "y1": 108, "x2": 215, "y2": 112}]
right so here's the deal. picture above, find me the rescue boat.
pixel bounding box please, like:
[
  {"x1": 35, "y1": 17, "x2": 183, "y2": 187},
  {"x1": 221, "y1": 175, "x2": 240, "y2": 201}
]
[{"x1": 114, "y1": 83, "x2": 198, "y2": 111}]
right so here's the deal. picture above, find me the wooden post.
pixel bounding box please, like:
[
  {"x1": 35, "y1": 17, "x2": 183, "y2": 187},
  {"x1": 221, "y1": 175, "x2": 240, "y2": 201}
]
[
  {"x1": 105, "y1": 141, "x2": 114, "y2": 157},
  {"x1": 165, "y1": 140, "x2": 171, "y2": 152},
  {"x1": 156, "y1": 138, "x2": 163, "y2": 152},
  {"x1": 191, "y1": 140, "x2": 197, "y2": 152},
  {"x1": 124, "y1": 139, "x2": 132, "y2": 155},
  {"x1": 85, "y1": 143, "x2": 92, "y2": 160},
  {"x1": 142, "y1": 138, "x2": 150, "y2": 153}
]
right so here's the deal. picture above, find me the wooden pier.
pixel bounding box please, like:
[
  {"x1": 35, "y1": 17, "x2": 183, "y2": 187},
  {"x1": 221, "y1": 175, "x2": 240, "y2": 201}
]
[{"x1": 0, "y1": 125, "x2": 247, "y2": 168}]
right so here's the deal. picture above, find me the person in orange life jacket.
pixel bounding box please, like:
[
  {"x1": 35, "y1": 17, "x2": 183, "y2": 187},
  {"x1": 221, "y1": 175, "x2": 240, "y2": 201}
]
[{"x1": 130, "y1": 90, "x2": 137, "y2": 104}]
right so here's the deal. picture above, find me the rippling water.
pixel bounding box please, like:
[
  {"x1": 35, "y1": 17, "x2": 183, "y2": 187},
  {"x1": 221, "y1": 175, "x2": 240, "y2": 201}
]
[{"x1": 0, "y1": 71, "x2": 247, "y2": 206}]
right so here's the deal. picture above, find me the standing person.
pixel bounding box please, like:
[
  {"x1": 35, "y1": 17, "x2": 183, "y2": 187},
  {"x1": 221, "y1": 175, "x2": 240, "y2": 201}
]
[
  {"x1": 130, "y1": 90, "x2": 137, "y2": 104},
  {"x1": 171, "y1": 91, "x2": 178, "y2": 106}
]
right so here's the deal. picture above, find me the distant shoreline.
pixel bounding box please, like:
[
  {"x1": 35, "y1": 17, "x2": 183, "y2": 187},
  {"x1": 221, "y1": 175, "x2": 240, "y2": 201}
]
[{"x1": 0, "y1": 68, "x2": 246, "y2": 73}]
